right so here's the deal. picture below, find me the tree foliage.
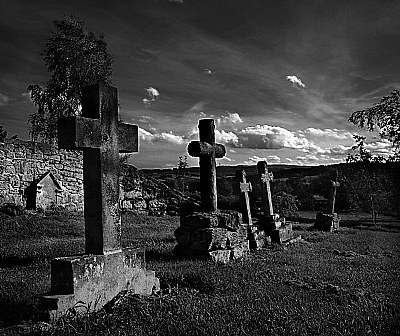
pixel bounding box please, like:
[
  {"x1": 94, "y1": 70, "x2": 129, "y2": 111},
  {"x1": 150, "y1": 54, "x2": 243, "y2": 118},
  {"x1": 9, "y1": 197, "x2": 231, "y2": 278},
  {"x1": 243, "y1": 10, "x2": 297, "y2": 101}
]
[
  {"x1": 27, "y1": 16, "x2": 113, "y2": 143},
  {"x1": 349, "y1": 90, "x2": 400, "y2": 158},
  {"x1": 176, "y1": 155, "x2": 189, "y2": 193},
  {"x1": 0, "y1": 124, "x2": 7, "y2": 142}
]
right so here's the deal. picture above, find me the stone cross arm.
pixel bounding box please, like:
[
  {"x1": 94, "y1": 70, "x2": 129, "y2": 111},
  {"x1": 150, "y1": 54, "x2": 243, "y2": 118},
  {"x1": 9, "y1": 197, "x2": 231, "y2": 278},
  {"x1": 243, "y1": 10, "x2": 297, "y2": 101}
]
[
  {"x1": 187, "y1": 141, "x2": 226, "y2": 158},
  {"x1": 260, "y1": 172, "x2": 274, "y2": 183},
  {"x1": 58, "y1": 116, "x2": 138, "y2": 153}
]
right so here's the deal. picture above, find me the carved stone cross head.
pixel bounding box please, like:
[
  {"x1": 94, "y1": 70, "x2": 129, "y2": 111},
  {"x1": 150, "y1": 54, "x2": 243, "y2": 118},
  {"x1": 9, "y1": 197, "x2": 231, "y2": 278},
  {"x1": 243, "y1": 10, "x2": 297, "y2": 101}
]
[
  {"x1": 187, "y1": 119, "x2": 226, "y2": 212},
  {"x1": 260, "y1": 172, "x2": 274, "y2": 184},
  {"x1": 240, "y1": 181, "x2": 252, "y2": 193}
]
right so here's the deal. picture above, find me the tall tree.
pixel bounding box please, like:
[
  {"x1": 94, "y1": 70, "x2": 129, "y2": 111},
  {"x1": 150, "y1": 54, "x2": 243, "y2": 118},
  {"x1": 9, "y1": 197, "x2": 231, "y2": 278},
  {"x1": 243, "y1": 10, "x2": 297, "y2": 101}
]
[
  {"x1": 349, "y1": 90, "x2": 400, "y2": 160},
  {"x1": 27, "y1": 16, "x2": 113, "y2": 143}
]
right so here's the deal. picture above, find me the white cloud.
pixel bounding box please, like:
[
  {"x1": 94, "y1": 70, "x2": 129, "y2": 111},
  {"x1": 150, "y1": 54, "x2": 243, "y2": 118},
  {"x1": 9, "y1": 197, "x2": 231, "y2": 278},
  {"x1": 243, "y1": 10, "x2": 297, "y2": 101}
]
[
  {"x1": 234, "y1": 124, "x2": 310, "y2": 150},
  {"x1": 215, "y1": 129, "x2": 239, "y2": 145},
  {"x1": 221, "y1": 156, "x2": 234, "y2": 162},
  {"x1": 243, "y1": 155, "x2": 281, "y2": 165},
  {"x1": 286, "y1": 75, "x2": 306, "y2": 88},
  {"x1": 300, "y1": 128, "x2": 353, "y2": 140},
  {"x1": 139, "y1": 127, "x2": 186, "y2": 145},
  {"x1": 155, "y1": 132, "x2": 185, "y2": 145},
  {"x1": 143, "y1": 87, "x2": 160, "y2": 107},
  {"x1": 203, "y1": 68, "x2": 215, "y2": 75},
  {"x1": 138, "y1": 127, "x2": 154, "y2": 141},
  {"x1": 0, "y1": 93, "x2": 10, "y2": 106},
  {"x1": 217, "y1": 112, "x2": 243, "y2": 125},
  {"x1": 146, "y1": 87, "x2": 159, "y2": 99}
]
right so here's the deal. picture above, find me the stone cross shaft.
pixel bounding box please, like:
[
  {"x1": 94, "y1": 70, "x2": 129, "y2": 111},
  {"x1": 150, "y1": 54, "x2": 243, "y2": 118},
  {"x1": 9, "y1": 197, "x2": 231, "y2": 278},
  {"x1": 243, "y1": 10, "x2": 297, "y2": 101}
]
[
  {"x1": 327, "y1": 170, "x2": 340, "y2": 214},
  {"x1": 238, "y1": 169, "x2": 252, "y2": 225},
  {"x1": 257, "y1": 161, "x2": 274, "y2": 216},
  {"x1": 58, "y1": 83, "x2": 138, "y2": 255},
  {"x1": 187, "y1": 119, "x2": 226, "y2": 212}
]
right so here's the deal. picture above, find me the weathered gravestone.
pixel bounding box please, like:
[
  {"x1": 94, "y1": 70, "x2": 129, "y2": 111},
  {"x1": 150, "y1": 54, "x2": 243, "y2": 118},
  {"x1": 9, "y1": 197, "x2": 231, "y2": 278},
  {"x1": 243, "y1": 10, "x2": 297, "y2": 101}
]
[
  {"x1": 39, "y1": 84, "x2": 159, "y2": 319},
  {"x1": 257, "y1": 161, "x2": 293, "y2": 244},
  {"x1": 174, "y1": 119, "x2": 249, "y2": 263},
  {"x1": 313, "y1": 170, "x2": 340, "y2": 231},
  {"x1": 237, "y1": 169, "x2": 252, "y2": 226},
  {"x1": 235, "y1": 168, "x2": 268, "y2": 249}
]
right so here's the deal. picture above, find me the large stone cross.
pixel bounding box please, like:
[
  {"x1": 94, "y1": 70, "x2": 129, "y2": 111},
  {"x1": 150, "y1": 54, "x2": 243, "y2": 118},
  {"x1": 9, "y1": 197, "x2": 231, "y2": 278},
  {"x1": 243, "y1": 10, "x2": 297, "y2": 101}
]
[
  {"x1": 327, "y1": 170, "x2": 340, "y2": 214},
  {"x1": 58, "y1": 83, "x2": 138, "y2": 255},
  {"x1": 257, "y1": 161, "x2": 274, "y2": 216},
  {"x1": 237, "y1": 169, "x2": 252, "y2": 225},
  {"x1": 187, "y1": 119, "x2": 226, "y2": 212}
]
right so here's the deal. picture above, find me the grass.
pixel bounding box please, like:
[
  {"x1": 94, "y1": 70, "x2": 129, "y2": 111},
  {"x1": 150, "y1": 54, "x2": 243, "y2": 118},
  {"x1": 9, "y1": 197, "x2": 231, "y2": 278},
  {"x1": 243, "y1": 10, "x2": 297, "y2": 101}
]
[{"x1": 0, "y1": 209, "x2": 400, "y2": 335}]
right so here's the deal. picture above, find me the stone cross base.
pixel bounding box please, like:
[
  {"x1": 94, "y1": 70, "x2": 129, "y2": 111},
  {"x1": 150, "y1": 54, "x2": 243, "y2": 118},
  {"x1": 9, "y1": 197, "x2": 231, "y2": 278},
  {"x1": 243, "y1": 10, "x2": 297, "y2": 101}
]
[
  {"x1": 174, "y1": 210, "x2": 250, "y2": 263},
  {"x1": 313, "y1": 212, "x2": 340, "y2": 232},
  {"x1": 248, "y1": 225, "x2": 271, "y2": 249},
  {"x1": 39, "y1": 248, "x2": 159, "y2": 320},
  {"x1": 255, "y1": 214, "x2": 294, "y2": 244},
  {"x1": 270, "y1": 222, "x2": 294, "y2": 244}
]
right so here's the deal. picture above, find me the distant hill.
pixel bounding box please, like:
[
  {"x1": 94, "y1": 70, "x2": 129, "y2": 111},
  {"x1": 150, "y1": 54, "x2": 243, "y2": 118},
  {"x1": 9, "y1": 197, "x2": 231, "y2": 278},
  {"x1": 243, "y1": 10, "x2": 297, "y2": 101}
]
[{"x1": 141, "y1": 164, "x2": 317, "y2": 180}]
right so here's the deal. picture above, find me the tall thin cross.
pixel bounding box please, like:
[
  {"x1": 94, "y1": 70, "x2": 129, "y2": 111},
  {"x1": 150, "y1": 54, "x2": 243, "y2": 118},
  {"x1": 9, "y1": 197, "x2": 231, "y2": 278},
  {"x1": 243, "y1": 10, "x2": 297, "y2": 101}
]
[
  {"x1": 327, "y1": 170, "x2": 340, "y2": 214},
  {"x1": 257, "y1": 161, "x2": 274, "y2": 216},
  {"x1": 237, "y1": 169, "x2": 252, "y2": 225},
  {"x1": 58, "y1": 83, "x2": 138, "y2": 255},
  {"x1": 187, "y1": 119, "x2": 226, "y2": 212}
]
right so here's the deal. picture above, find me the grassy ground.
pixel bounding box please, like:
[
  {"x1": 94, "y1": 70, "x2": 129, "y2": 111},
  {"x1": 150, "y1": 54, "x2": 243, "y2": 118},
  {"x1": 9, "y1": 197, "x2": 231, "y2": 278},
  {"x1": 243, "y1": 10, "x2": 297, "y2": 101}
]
[{"x1": 0, "y1": 209, "x2": 400, "y2": 335}]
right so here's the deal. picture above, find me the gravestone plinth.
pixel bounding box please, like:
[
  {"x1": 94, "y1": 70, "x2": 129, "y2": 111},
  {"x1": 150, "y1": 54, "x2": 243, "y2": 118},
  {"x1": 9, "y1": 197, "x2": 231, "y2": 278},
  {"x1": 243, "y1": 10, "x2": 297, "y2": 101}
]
[
  {"x1": 175, "y1": 210, "x2": 249, "y2": 263},
  {"x1": 313, "y1": 171, "x2": 340, "y2": 232},
  {"x1": 39, "y1": 84, "x2": 159, "y2": 320},
  {"x1": 40, "y1": 248, "x2": 158, "y2": 318},
  {"x1": 174, "y1": 119, "x2": 249, "y2": 263}
]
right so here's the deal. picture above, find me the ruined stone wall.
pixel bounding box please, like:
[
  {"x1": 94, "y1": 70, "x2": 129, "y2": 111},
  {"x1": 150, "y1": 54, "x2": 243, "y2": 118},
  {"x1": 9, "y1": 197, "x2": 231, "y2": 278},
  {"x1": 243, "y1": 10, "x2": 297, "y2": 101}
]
[
  {"x1": 0, "y1": 139, "x2": 84, "y2": 210},
  {"x1": 120, "y1": 164, "x2": 199, "y2": 216},
  {"x1": 0, "y1": 139, "x2": 196, "y2": 215}
]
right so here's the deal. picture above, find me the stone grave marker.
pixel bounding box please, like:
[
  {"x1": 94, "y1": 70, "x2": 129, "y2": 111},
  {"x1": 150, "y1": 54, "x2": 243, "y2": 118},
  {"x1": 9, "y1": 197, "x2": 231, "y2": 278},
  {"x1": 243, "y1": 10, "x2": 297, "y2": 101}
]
[
  {"x1": 39, "y1": 84, "x2": 159, "y2": 319},
  {"x1": 314, "y1": 170, "x2": 340, "y2": 231},
  {"x1": 257, "y1": 160, "x2": 293, "y2": 244},
  {"x1": 175, "y1": 119, "x2": 249, "y2": 263},
  {"x1": 187, "y1": 118, "x2": 226, "y2": 211},
  {"x1": 237, "y1": 169, "x2": 252, "y2": 226}
]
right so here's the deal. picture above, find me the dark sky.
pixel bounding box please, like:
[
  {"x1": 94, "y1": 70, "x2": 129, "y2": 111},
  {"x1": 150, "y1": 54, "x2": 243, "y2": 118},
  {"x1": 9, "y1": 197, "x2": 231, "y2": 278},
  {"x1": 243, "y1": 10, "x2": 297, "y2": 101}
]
[{"x1": 1, "y1": 0, "x2": 399, "y2": 168}]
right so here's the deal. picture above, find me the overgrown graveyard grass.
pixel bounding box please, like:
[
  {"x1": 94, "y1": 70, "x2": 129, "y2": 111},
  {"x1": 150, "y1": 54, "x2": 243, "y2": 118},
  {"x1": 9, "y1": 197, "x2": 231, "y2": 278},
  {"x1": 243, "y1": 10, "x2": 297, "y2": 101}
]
[{"x1": 1, "y1": 210, "x2": 400, "y2": 335}]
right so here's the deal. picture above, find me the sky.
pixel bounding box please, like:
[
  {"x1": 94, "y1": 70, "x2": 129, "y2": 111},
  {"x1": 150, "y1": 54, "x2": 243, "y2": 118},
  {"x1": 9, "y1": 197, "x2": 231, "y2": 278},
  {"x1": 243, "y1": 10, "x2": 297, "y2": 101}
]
[{"x1": 1, "y1": 0, "x2": 399, "y2": 168}]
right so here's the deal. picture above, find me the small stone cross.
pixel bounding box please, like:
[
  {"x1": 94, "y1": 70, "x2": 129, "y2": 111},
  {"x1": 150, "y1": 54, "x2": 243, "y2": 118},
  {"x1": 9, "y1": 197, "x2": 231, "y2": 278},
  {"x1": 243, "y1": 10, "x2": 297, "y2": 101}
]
[
  {"x1": 58, "y1": 83, "x2": 138, "y2": 255},
  {"x1": 238, "y1": 169, "x2": 252, "y2": 225},
  {"x1": 327, "y1": 170, "x2": 340, "y2": 214},
  {"x1": 257, "y1": 161, "x2": 274, "y2": 216},
  {"x1": 188, "y1": 119, "x2": 226, "y2": 212}
]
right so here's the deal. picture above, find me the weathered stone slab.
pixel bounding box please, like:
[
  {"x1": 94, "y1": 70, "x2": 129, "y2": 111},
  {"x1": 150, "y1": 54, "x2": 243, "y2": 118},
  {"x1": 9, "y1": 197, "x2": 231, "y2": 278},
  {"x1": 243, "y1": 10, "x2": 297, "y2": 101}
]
[
  {"x1": 180, "y1": 212, "x2": 219, "y2": 229},
  {"x1": 226, "y1": 225, "x2": 248, "y2": 248},
  {"x1": 175, "y1": 227, "x2": 228, "y2": 251},
  {"x1": 217, "y1": 210, "x2": 243, "y2": 231},
  {"x1": 314, "y1": 212, "x2": 340, "y2": 231},
  {"x1": 207, "y1": 250, "x2": 232, "y2": 263},
  {"x1": 257, "y1": 214, "x2": 281, "y2": 231},
  {"x1": 231, "y1": 246, "x2": 249, "y2": 260},
  {"x1": 39, "y1": 247, "x2": 159, "y2": 320},
  {"x1": 270, "y1": 222, "x2": 294, "y2": 244},
  {"x1": 180, "y1": 210, "x2": 243, "y2": 231}
]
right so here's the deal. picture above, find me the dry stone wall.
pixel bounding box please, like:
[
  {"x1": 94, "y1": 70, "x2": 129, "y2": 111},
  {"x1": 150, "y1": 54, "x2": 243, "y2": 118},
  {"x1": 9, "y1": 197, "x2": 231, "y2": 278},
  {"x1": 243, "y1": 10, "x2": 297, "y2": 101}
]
[
  {"x1": 0, "y1": 139, "x2": 196, "y2": 215},
  {"x1": 0, "y1": 139, "x2": 84, "y2": 210}
]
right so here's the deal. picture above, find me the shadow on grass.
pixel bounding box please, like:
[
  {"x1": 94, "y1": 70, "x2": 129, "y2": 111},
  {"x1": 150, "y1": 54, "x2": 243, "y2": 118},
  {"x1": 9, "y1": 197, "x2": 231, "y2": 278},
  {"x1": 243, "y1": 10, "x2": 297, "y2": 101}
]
[
  {"x1": 0, "y1": 301, "x2": 39, "y2": 327},
  {"x1": 0, "y1": 256, "x2": 49, "y2": 268},
  {"x1": 340, "y1": 220, "x2": 400, "y2": 232}
]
